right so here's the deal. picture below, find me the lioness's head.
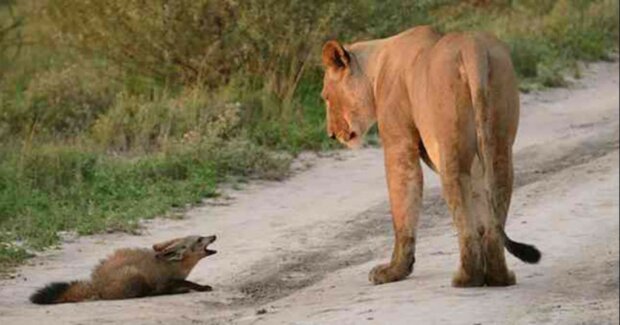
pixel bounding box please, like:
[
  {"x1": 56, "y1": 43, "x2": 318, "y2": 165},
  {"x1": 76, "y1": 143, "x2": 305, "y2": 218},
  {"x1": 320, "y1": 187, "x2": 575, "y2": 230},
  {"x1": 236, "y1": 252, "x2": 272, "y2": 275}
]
[{"x1": 321, "y1": 40, "x2": 376, "y2": 149}]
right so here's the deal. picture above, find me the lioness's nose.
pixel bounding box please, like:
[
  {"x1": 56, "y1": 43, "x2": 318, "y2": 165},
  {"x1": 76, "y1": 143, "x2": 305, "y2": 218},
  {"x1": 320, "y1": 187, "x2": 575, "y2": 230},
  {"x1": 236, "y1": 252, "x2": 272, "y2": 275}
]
[{"x1": 328, "y1": 133, "x2": 336, "y2": 140}]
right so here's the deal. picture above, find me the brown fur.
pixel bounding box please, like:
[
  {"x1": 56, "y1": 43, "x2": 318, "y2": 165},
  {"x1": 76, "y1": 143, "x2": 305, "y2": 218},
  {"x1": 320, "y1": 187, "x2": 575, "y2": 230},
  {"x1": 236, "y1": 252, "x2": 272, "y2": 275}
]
[
  {"x1": 321, "y1": 26, "x2": 539, "y2": 287},
  {"x1": 30, "y1": 235, "x2": 217, "y2": 304}
]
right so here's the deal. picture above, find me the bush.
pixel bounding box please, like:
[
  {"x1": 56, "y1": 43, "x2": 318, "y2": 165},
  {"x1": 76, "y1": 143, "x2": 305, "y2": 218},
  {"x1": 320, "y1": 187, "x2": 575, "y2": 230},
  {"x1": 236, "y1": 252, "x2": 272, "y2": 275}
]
[
  {"x1": 434, "y1": 0, "x2": 618, "y2": 88},
  {"x1": 0, "y1": 1, "x2": 23, "y2": 73},
  {"x1": 91, "y1": 87, "x2": 241, "y2": 152},
  {"x1": 0, "y1": 64, "x2": 117, "y2": 139},
  {"x1": 46, "y1": 0, "x2": 238, "y2": 87},
  {"x1": 46, "y1": 0, "x2": 370, "y2": 100},
  {"x1": 543, "y1": 0, "x2": 618, "y2": 60}
]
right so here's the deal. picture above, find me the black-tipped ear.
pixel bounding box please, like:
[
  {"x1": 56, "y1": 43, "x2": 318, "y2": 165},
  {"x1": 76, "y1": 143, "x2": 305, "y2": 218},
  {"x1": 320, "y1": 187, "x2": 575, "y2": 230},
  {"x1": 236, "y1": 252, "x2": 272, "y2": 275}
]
[{"x1": 322, "y1": 40, "x2": 350, "y2": 69}]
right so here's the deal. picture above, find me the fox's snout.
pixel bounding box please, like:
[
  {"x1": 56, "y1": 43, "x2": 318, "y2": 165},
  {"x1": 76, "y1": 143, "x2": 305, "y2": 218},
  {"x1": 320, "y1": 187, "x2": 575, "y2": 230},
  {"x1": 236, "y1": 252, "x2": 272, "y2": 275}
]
[
  {"x1": 202, "y1": 235, "x2": 216, "y2": 244},
  {"x1": 200, "y1": 235, "x2": 217, "y2": 256}
]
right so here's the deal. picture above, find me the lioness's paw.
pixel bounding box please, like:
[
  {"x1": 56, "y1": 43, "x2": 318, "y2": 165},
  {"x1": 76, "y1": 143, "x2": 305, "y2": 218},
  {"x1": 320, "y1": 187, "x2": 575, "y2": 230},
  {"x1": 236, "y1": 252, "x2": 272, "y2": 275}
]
[
  {"x1": 368, "y1": 263, "x2": 412, "y2": 285},
  {"x1": 451, "y1": 268, "x2": 485, "y2": 287}
]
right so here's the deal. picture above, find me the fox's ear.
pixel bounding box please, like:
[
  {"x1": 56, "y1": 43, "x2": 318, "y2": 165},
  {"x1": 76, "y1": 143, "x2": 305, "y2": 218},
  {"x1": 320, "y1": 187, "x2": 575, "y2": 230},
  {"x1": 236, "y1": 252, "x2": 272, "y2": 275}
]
[
  {"x1": 153, "y1": 238, "x2": 180, "y2": 252},
  {"x1": 322, "y1": 40, "x2": 350, "y2": 70},
  {"x1": 156, "y1": 248, "x2": 184, "y2": 261}
]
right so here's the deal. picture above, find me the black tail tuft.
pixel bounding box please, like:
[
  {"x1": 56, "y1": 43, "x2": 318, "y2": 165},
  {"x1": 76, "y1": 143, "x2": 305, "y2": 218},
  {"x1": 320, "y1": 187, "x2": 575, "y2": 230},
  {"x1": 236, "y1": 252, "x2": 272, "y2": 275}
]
[
  {"x1": 502, "y1": 230, "x2": 541, "y2": 264},
  {"x1": 30, "y1": 282, "x2": 71, "y2": 305}
]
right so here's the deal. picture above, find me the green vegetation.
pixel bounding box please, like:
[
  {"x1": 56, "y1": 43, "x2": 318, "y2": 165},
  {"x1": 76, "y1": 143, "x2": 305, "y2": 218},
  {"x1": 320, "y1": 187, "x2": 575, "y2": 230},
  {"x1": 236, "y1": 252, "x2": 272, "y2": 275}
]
[
  {"x1": 0, "y1": 0, "x2": 617, "y2": 270},
  {"x1": 0, "y1": 140, "x2": 290, "y2": 268}
]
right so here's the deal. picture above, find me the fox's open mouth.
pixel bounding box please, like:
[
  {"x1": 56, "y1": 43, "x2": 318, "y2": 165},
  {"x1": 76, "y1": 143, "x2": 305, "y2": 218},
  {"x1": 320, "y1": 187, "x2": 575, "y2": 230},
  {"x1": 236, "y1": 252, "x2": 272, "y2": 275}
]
[{"x1": 205, "y1": 248, "x2": 217, "y2": 256}]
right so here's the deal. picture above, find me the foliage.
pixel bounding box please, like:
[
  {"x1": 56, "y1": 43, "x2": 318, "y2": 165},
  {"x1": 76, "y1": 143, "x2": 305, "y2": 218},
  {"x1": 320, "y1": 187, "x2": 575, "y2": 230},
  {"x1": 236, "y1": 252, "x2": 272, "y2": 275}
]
[{"x1": 0, "y1": 137, "x2": 290, "y2": 268}]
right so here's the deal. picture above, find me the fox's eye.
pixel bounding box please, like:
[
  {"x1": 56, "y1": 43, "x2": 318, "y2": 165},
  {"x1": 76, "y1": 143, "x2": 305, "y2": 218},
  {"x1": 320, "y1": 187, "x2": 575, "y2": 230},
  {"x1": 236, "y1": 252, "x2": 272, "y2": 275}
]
[{"x1": 197, "y1": 238, "x2": 203, "y2": 243}]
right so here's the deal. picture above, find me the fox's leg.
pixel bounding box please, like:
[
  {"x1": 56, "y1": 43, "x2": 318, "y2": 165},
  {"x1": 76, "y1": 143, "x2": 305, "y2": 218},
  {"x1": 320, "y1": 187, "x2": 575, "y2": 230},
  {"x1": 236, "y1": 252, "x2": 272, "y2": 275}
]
[
  {"x1": 163, "y1": 279, "x2": 212, "y2": 294},
  {"x1": 98, "y1": 266, "x2": 153, "y2": 300},
  {"x1": 123, "y1": 274, "x2": 153, "y2": 298},
  {"x1": 175, "y1": 279, "x2": 212, "y2": 292}
]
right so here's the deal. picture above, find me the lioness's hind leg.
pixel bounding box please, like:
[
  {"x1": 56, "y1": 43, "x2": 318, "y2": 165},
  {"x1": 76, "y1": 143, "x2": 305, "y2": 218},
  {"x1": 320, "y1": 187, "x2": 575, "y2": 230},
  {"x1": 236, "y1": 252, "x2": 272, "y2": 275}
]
[
  {"x1": 440, "y1": 157, "x2": 485, "y2": 287},
  {"x1": 476, "y1": 152, "x2": 516, "y2": 286},
  {"x1": 482, "y1": 229, "x2": 515, "y2": 286}
]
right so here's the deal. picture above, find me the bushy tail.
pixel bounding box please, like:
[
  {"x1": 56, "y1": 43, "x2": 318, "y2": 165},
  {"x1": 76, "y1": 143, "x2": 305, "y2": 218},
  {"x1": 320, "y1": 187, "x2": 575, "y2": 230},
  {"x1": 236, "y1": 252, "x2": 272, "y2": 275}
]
[
  {"x1": 462, "y1": 36, "x2": 541, "y2": 265},
  {"x1": 30, "y1": 281, "x2": 95, "y2": 304}
]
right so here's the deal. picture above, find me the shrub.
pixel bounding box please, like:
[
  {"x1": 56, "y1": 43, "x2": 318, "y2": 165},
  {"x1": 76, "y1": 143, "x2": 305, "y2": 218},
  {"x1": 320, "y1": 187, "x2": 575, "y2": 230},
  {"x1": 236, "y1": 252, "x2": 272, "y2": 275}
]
[
  {"x1": 0, "y1": 1, "x2": 23, "y2": 73},
  {"x1": 45, "y1": 0, "x2": 370, "y2": 100},
  {"x1": 91, "y1": 87, "x2": 242, "y2": 152},
  {"x1": 46, "y1": 0, "x2": 238, "y2": 87},
  {"x1": 0, "y1": 64, "x2": 117, "y2": 140},
  {"x1": 543, "y1": 0, "x2": 619, "y2": 60},
  {"x1": 434, "y1": 0, "x2": 618, "y2": 88}
]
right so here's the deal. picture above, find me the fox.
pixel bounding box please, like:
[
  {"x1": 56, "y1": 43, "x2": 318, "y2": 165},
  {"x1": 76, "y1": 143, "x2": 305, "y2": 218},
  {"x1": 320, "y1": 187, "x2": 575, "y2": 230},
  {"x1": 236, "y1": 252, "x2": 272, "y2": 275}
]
[{"x1": 30, "y1": 235, "x2": 217, "y2": 304}]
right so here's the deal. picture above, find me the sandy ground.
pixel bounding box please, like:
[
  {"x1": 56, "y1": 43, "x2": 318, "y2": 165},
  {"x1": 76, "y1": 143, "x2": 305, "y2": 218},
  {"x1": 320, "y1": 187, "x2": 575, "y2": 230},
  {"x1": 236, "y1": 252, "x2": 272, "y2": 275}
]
[{"x1": 0, "y1": 61, "x2": 618, "y2": 325}]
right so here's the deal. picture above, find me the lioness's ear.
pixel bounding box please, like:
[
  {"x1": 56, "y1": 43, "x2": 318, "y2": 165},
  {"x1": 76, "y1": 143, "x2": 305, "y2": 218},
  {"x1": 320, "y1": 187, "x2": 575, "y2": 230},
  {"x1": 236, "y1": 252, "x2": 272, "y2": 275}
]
[{"x1": 322, "y1": 40, "x2": 350, "y2": 70}]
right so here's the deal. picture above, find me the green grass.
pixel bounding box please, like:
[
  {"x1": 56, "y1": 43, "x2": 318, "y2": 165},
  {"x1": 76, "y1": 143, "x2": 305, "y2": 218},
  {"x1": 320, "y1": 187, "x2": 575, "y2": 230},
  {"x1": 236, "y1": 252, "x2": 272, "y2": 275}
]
[
  {"x1": 432, "y1": 0, "x2": 619, "y2": 90},
  {"x1": 0, "y1": 140, "x2": 290, "y2": 270},
  {"x1": 244, "y1": 78, "x2": 338, "y2": 153}
]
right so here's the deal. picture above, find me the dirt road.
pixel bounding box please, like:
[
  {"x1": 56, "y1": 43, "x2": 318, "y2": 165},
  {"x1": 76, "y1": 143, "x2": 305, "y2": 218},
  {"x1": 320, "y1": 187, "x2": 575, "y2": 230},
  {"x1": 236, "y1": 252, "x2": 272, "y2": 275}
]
[{"x1": 0, "y1": 61, "x2": 618, "y2": 325}]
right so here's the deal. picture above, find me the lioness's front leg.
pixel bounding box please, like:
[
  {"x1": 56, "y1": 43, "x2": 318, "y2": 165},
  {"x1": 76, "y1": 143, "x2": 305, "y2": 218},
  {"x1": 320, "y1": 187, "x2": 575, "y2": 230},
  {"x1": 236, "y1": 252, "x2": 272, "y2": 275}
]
[{"x1": 369, "y1": 141, "x2": 422, "y2": 285}]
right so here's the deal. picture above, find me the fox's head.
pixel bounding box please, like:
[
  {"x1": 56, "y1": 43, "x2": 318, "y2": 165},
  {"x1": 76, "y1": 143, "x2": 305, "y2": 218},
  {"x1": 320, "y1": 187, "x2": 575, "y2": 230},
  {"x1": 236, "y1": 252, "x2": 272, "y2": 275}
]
[{"x1": 153, "y1": 235, "x2": 217, "y2": 274}]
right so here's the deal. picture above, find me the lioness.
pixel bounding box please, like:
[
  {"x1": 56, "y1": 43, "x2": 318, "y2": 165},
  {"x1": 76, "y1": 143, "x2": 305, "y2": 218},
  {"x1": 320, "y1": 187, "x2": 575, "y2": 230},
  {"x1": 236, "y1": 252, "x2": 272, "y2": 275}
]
[{"x1": 321, "y1": 26, "x2": 540, "y2": 287}]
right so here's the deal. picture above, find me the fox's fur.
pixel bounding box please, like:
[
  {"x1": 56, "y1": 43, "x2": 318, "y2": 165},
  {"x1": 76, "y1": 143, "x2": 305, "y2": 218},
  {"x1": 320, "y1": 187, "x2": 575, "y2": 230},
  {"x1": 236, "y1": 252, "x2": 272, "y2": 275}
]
[{"x1": 30, "y1": 235, "x2": 217, "y2": 304}]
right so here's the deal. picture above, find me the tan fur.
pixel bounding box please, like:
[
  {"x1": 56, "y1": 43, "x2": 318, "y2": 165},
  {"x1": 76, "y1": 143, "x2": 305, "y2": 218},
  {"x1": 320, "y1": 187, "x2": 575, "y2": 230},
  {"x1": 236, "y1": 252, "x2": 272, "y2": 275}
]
[
  {"x1": 31, "y1": 235, "x2": 217, "y2": 304},
  {"x1": 321, "y1": 26, "x2": 520, "y2": 286}
]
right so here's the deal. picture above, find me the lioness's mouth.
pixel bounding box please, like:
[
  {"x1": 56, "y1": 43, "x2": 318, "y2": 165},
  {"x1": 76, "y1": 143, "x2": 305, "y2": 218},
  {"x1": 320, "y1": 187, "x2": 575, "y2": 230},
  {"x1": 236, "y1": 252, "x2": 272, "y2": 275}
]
[{"x1": 205, "y1": 248, "x2": 217, "y2": 256}]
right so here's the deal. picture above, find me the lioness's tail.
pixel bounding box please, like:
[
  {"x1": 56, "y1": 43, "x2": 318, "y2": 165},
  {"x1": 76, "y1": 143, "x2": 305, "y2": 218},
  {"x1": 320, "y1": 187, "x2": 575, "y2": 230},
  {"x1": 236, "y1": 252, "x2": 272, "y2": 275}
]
[
  {"x1": 30, "y1": 281, "x2": 95, "y2": 304},
  {"x1": 501, "y1": 228, "x2": 541, "y2": 263},
  {"x1": 461, "y1": 35, "x2": 541, "y2": 264}
]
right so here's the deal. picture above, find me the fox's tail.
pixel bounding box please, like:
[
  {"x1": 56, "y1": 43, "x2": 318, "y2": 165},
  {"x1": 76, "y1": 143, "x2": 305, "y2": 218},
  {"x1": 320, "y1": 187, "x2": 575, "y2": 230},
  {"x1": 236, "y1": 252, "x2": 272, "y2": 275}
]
[
  {"x1": 30, "y1": 281, "x2": 96, "y2": 304},
  {"x1": 462, "y1": 35, "x2": 541, "y2": 265}
]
